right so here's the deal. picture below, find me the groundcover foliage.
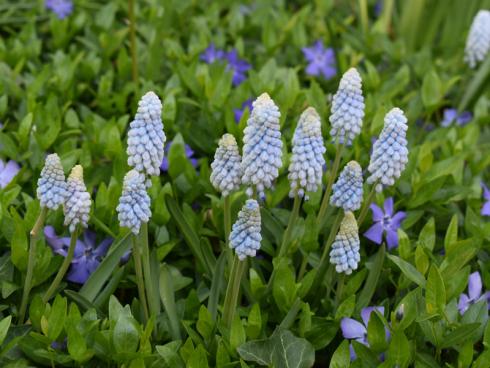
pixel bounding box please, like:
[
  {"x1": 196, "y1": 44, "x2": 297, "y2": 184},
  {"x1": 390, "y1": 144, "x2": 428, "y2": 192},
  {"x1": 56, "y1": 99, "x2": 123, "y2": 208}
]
[{"x1": 0, "y1": 0, "x2": 489, "y2": 367}]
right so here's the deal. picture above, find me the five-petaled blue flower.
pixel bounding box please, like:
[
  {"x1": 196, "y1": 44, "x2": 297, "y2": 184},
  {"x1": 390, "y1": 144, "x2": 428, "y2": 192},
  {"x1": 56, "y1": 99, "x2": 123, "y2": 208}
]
[
  {"x1": 441, "y1": 108, "x2": 472, "y2": 127},
  {"x1": 458, "y1": 271, "x2": 490, "y2": 315},
  {"x1": 481, "y1": 182, "x2": 490, "y2": 216},
  {"x1": 302, "y1": 40, "x2": 337, "y2": 80},
  {"x1": 45, "y1": 226, "x2": 112, "y2": 284},
  {"x1": 200, "y1": 44, "x2": 251, "y2": 86},
  {"x1": 364, "y1": 198, "x2": 406, "y2": 250},
  {"x1": 341, "y1": 306, "x2": 389, "y2": 361},
  {"x1": 45, "y1": 0, "x2": 73, "y2": 19},
  {"x1": 160, "y1": 140, "x2": 198, "y2": 172}
]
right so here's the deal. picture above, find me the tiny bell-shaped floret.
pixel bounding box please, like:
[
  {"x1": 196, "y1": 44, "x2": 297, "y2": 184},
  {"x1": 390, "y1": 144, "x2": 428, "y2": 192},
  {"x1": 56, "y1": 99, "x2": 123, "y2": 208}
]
[
  {"x1": 127, "y1": 91, "x2": 166, "y2": 181},
  {"x1": 229, "y1": 199, "x2": 262, "y2": 260},
  {"x1": 329, "y1": 68, "x2": 365, "y2": 146},
  {"x1": 329, "y1": 212, "x2": 360, "y2": 275},
  {"x1": 63, "y1": 165, "x2": 91, "y2": 233},
  {"x1": 288, "y1": 107, "x2": 326, "y2": 200},
  {"x1": 241, "y1": 93, "x2": 283, "y2": 199},
  {"x1": 367, "y1": 108, "x2": 409, "y2": 193},
  {"x1": 330, "y1": 161, "x2": 363, "y2": 211},
  {"x1": 37, "y1": 153, "x2": 67, "y2": 210},
  {"x1": 210, "y1": 134, "x2": 242, "y2": 196},
  {"x1": 116, "y1": 170, "x2": 151, "y2": 235},
  {"x1": 464, "y1": 10, "x2": 490, "y2": 68}
]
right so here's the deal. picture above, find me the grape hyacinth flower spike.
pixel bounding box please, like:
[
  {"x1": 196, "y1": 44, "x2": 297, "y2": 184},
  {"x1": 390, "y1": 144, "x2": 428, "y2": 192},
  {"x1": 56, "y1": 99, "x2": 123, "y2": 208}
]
[
  {"x1": 330, "y1": 161, "x2": 363, "y2": 211},
  {"x1": 330, "y1": 212, "x2": 360, "y2": 275},
  {"x1": 127, "y1": 91, "x2": 166, "y2": 185},
  {"x1": 210, "y1": 134, "x2": 242, "y2": 196},
  {"x1": 229, "y1": 199, "x2": 262, "y2": 260},
  {"x1": 329, "y1": 68, "x2": 365, "y2": 146},
  {"x1": 464, "y1": 10, "x2": 490, "y2": 68},
  {"x1": 241, "y1": 93, "x2": 283, "y2": 199},
  {"x1": 367, "y1": 107, "x2": 409, "y2": 192},
  {"x1": 223, "y1": 199, "x2": 261, "y2": 328},
  {"x1": 63, "y1": 165, "x2": 91, "y2": 233},
  {"x1": 37, "y1": 153, "x2": 67, "y2": 210},
  {"x1": 288, "y1": 107, "x2": 326, "y2": 200},
  {"x1": 117, "y1": 170, "x2": 151, "y2": 235}
]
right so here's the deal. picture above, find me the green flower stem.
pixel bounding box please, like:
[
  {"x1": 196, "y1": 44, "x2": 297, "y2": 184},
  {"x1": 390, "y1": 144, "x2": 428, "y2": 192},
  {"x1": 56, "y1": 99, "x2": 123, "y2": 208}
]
[
  {"x1": 223, "y1": 195, "x2": 233, "y2": 265},
  {"x1": 128, "y1": 0, "x2": 138, "y2": 90},
  {"x1": 43, "y1": 226, "x2": 80, "y2": 303},
  {"x1": 357, "y1": 184, "x2": 377, "y2": 227},
  {"x1": 335, "y1": 273, "x2": 346, "y2": 308},
  {"x1": 140, "y1": 222, "x2": 158, "y2": 318},
  {"x1": 132, "y1": 236, "x2": 149, "y2": 323},
  {"x1": 278, "y1": 195, "x2": 301, "y2": 258},
  {"x1": 308, "y1": 211, "x2": 343, "y2": 299},
  {"x1": 222, "y1": 255, "x2": 246, "y2": 329},
  {"x1": 317, "y1": 143, "x2": 344, "y2": 226},
  {"x1": 358, "y1": 0, "x2": 369, "y2": 35},
  {"x1": 297, "y1": 254, "x2": 308, "y2": 281},
  {"x1": 19, "y1": 207, "x2": 48, "y2": 323}
]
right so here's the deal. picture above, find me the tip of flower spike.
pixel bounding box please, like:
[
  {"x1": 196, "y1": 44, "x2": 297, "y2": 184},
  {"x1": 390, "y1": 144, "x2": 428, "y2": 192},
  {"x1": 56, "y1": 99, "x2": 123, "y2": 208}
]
[
  {"x1": 339, "y1": 67, "x2": 362, "y2": 90},
  {"x1": 125, "y1": 169, "x2": 141, "y2": 181},
  {"x1": 302, "y1": 106, "x2": 320, "y2": 121},
  {"x1": 385, "y1": 107, "x2": 407, "y2": 124},
  {"x1": 46, "y1": 153, "x2": 61, "y2": 163},
  {"x1": 69, "y1": 165, "x2": 83, "y2": 181},
  {"x1": 257, "y1": 92, "x2": 271, "y2": 102},
  {"x1": 339, "y1": 211, "x2": 358, "y2": 236},
  {"x1": 219, "y1": 133, "x2": 238, "y2": 147},
  {"x1": 346, "y1": 160, "x2": 362, "y2": 173},
  {"x1": 141, "y1": 91, "x2": 160, "y2": 103},
  {"x1": 244, "y1": 198, "x2": 259, "y2": 212}
]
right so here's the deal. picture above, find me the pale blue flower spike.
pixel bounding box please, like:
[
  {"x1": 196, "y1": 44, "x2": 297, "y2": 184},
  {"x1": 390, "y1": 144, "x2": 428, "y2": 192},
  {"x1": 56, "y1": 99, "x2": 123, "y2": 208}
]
[
  {"x1": 63, "y1": 165, "x2": 91, "y2": 233},
  {"x1": 229, "y1": 199, "x2": 262, "y2": 260},
  {"x1": 464, "y1": 10, "x2": 490, "y2": 68},
  {"x1": 329, "y1": 68, "x2": 365, "y2": 146},
  {"x1": 330, "y1": 212, "x2": 360, "y2": 275},
  {"x1": 117, "y1": 170, "x2": 151, "y2": 235},
  {"x1": 241, "y1": 93, "x2": 283, "y2": 199},
  {"x1": 367, "y1": 107, "x2": 409, "y2": 193},
  {"x1": 127, "y1": 91, "x2": 166, "y2": 185},
  {"x1": 288, "y1": 107, "x2": 326, "y2": 200},
  {"x1": 37, "y1": 153, "x2": 67, "y2": 210},
  {"x1": 210, "y1": 133, "x2": 242, "y2": 196},
  {"x1": 330, "y1": 161, "x2": 363, "y2": 211}
]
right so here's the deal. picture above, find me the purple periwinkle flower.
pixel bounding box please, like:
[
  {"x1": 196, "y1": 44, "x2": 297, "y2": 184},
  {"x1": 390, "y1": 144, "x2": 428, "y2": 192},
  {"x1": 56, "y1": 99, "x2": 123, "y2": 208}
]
[
  {"x1": 364, "y1": 198, "x2": 406, "y2": 250},
  {"x1": 234, "y1": 99, "x2": 254, "y2": 123},
  {"x1": 225, "y1": 50, "x2": 251, "y2": 86},
  {"x1": 302, "y1": 40, "x2": 337, "y2": 80},
  {"x1": 200, "y1": 44, "x2": 251, "y2": 86},
  {"x1": 441, "y1": 108, "x2": 473, "y2": 127},
  {"x1": 160, "y1": 141, "x2": 198, "y2": 172},
  {"x1": 482, "y1": 182, "x2": 490, "y2": 216},
  {"x1": 200, "y1": 43, "x2": 225, "y2": 64},
  {"x1": 341, "y1": 306, "x2": 388, "y2": 361},
  {"x1": 0, "y1": 159, "x2": 20, "y2": 188},
  {"x1": 44, "y1": 226, "x2": 112, "y2": 284},
  {"x1": 458, "y1": 272, "x2": 490, "y2": 315},
  {"x1": 45, "y1": 0, "x2": 73, "y2": 19}
]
